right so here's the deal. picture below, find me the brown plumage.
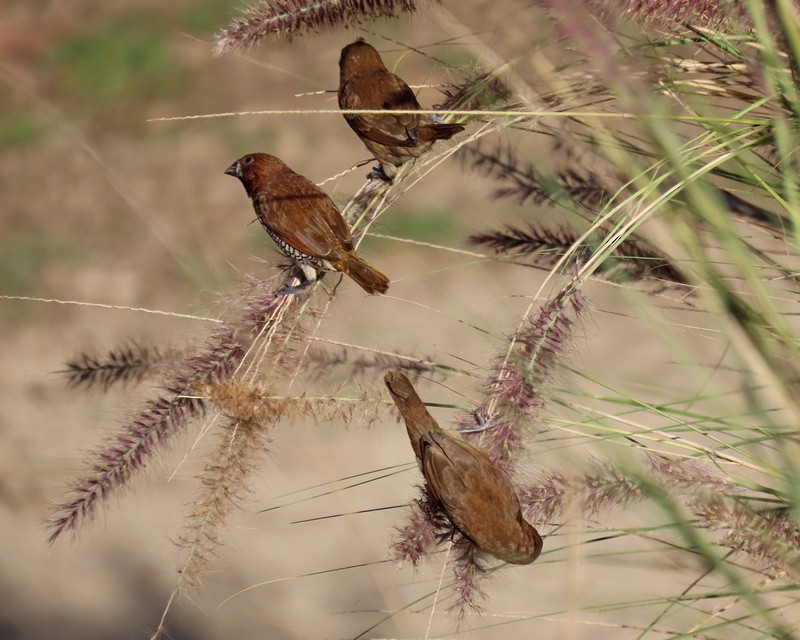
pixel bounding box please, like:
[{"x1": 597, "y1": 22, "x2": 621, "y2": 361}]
[
  {"x1": 384, "y1": 370, "x2": 543, "y2": 565},
  {"x1": 338, "y1": 39, "x2": 466, "y2": 181},
  {"x1": 225, "y1": 153, "x2": 389, "y2": 295}
]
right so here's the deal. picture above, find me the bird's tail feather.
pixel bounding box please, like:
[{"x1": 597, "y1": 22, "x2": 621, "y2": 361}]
[
  {"x1": 419, "y1": 121, "x2": 466, "y2": 142},
  {"x1": 342, "y1": 253, "x2": 390, "y2": 295},
  {"x1": 384, "y1": 370, "x2": 440, "y2": 463}
]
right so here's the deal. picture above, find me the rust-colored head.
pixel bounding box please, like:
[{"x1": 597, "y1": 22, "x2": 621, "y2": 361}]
[
  {"x1": 339, "y1": 38, "x2": 387, "y2": 81},
  {"x1": 225, "y1": 153, "x2": 288, "y2": 198},
  {"x1": 384, "y1": 369, "x2": 417, "y2": 403}
]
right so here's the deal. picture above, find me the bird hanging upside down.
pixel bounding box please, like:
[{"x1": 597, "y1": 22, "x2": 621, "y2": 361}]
[
  {"x1": 338, "y1": 39, "x2": 466, "y2": 182},
  {"x1": 384, "y1": 370, "x2": 543, "y2": 564},
  {"x1": 225, "y1": 152, "x2": 390, "y2": 295}
]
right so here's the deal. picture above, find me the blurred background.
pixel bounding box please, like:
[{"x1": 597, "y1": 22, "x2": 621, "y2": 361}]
[{"x1": 0, "y1": 1, "x2": 766, "y2": 639}]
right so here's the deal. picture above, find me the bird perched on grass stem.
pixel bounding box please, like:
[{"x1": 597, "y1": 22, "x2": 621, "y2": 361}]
[
  {"x1": 384, "y1": 370, "x2": 543, "y2": 564},
  {"x1": 338, "y1": 39, "x2": 466, "y2": 182},
  {"x1": 225, "y1": 153, "x2": 389, "y2": 295}
]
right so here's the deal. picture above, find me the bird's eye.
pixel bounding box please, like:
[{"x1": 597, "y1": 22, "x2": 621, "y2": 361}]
[{"x1": 243, "y1": 156, "x2": 254, "y2": 166}]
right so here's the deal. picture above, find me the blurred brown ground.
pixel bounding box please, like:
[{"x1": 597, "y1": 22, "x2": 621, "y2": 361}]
[{"x1": 0, "y1": 2, "x2": 745, "y2": 639}]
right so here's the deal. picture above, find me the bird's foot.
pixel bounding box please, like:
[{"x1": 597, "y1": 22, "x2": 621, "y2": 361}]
[
  {"x1": 459, "y1": 410, "x2": 502, "y2": 434},
  {"x1": 366, "y1": 165, "x2": 393, "y2": 183},
  {"x1": 276, "y1": 279, "x2": 313, "y2": 296}
]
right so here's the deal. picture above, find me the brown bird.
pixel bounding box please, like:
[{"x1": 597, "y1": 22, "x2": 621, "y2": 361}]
[
  {"x1": 384, "y1": 370, "x2": 543, "y2": 565},
  {"x1": 338, "y1": 39, "x2": 466, "y2": 181},
  {"x1": 225, "y1": 153, "x2": 389, "y2": 295}
]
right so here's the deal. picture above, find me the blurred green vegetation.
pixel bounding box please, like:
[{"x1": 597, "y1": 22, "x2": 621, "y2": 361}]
[
  {"x1": 0, "y1": 231, "x2": 86, "y2": 324},
  {"x1": 372, "y1": 208, "x2": 461, "y2": 243},
  {"x1": 0, "y1": 108, "x2": 45, "y2": 148},
  {"x1": 180, "y1": 1, "x2": 236, "y2": 34},
  {"x1": 41, "y1": 16, "x2": 181, "y2": 112}
]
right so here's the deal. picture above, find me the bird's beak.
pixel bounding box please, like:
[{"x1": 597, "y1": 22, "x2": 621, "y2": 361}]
[{"x1": 225, "y1": 160, "x2": 242, "y2": 178}]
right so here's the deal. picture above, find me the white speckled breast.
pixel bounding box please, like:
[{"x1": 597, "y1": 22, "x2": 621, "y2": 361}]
[{"x1": 268, "y1": 231, "x2": 327, "y2": 271}]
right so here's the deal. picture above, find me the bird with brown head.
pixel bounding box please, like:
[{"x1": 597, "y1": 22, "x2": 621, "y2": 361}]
[
  {"x1": 225, "y1": 153, "x2": 390, "y2": 295},
  {"x1": 384, "y1": 370, "x2": 543, "y2": 565},
  {"x1": 338, "y1": 39, "x2": 466, "y2": 182}
]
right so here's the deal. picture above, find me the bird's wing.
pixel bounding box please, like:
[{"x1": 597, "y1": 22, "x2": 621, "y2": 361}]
[
  {"x1": 421, "y1": 433, "x2": 470, "y2": 507},
  {"x1": 421, "y1": 431, "x2": 523, "y2": 543},
  {"x1": 341, "y1": 72, "x2": 422, "y2": 147},
  {"x1": 255, "y1": 171, "x2": 353, "y2": 260}
]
